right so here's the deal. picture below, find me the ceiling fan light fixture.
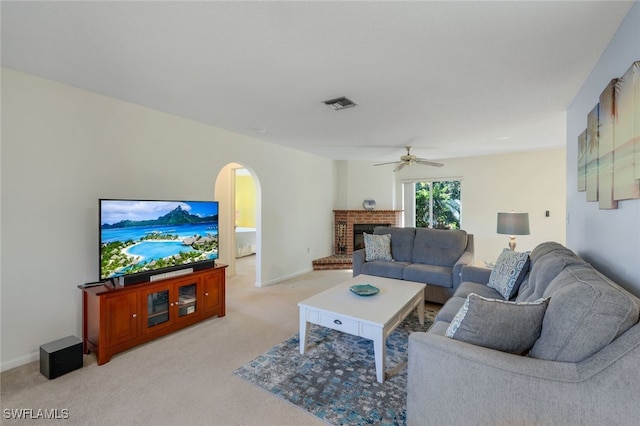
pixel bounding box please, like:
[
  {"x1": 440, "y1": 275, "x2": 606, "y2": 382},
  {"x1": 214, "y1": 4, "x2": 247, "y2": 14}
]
[
  {"x1": 373, "y1": 146, "x2": 444, "y2": 171},
  {"x1": 323, "y1": 96, "x2": 357, "y2": 111}
]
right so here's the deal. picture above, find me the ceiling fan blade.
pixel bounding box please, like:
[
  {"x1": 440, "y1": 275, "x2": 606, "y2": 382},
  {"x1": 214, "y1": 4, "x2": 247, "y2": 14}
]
[
  {"x1": 393, "y1": 162, "x2": 407, "y2": 172},
  {"x1": 374, "y1": 145, "x2": 442, "y2": 170},
  {"x1": 415, "y1": 159, "x2": 444, "y2": 167}
]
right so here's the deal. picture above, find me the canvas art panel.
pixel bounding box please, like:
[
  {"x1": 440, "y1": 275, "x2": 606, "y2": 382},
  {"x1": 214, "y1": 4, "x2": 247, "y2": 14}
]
[
  {"x1": 586, "y1": 104, "x2": 599, "y2": 202},
  {"x1": 577, "y1": 129, "x2": 587, "y2": 192},
  {"x1": 634, "y1": 62, "x2": 640, "y2": 184},
  {"x1": 613, "y1": 62, "x2": 640, "y2": 200},
  {"x1": 598, "y1": 79, "x2": 618, "y2": 210}
]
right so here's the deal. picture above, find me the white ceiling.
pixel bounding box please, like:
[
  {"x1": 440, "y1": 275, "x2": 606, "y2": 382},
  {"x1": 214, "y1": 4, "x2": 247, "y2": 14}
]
[{"x1": 1, "y1": 1, "x2": 634, "y2": 162}]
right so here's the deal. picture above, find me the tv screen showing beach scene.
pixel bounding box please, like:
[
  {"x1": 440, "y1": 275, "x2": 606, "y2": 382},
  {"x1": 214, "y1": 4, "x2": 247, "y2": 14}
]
[{"x1": 99, "y1": 199, "x2": 219, "y2": 280}]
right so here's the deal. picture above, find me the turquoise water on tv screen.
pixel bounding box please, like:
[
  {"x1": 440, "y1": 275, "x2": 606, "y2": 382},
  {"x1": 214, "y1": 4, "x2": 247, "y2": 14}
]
[{"x1": 101, "y1": 223, "x2": 217, "y2": 244}]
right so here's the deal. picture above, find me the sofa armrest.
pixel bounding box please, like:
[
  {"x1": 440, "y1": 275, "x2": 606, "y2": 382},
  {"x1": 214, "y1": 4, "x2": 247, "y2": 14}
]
[
  {"x1": 352, "y1": 249, "x2": 365, "y2": 277},
  {"x1": 460, "y1": 265, "x2": 492, "y2": 284},
  {"x1": 407, "y1": 326, "x2": 640, "y2": 425},
  {"x1": 452, "y1": 251, "x2": 474, "y2": 288}
]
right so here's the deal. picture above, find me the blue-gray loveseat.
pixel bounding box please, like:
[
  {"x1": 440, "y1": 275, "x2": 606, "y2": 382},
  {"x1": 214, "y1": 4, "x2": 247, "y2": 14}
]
[
  {"x1": 352, "y1": 226, "x2": 474, "y2": 304},
  {"x1": 407, "y1": 241, "x2": 640, "y2": 425}
]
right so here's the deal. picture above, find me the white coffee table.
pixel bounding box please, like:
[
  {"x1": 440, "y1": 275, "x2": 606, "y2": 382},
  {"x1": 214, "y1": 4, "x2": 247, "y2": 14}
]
[{"x1": 298, "y1": 274, "x2": 426, "y2": 383}]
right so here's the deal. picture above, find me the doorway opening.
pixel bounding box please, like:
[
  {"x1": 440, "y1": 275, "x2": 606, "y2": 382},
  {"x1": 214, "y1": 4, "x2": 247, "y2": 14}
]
[{"x1": 215, "y1": 163, "x2": 260, "y2": 284}]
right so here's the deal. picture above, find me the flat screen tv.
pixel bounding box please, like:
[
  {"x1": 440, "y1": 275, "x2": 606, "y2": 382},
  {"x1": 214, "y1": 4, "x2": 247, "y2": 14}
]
[{"x1": 99, "y1": 199, "x2": 219, "y2": 285}]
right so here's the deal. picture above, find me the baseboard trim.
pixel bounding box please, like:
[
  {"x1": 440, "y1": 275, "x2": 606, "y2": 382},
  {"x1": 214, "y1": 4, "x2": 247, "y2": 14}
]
[
  {"x1": 1, "y1": 351, "x2": 39, "y2": 373},
  {"x1": 256, "y1": 267, "x2": 313, "y2": 287}
]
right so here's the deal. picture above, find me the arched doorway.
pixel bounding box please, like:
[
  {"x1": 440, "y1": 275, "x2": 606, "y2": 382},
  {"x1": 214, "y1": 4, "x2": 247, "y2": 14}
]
[{"x1": 214, "y1": 163, "x2": 260, "y2": 284}]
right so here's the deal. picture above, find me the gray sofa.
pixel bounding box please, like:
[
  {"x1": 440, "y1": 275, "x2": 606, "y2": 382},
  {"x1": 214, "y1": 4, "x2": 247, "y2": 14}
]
[
  {"x1": 407, "y1": 241, "x2": 640, "y2": 425},
  {"x1": 352, "y1": 226, "x2": 474, "y2": 304}
]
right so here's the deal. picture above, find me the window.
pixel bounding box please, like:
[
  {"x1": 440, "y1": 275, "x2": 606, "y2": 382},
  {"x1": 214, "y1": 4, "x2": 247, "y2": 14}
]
[{"x1": 403, "y1": 180, "x2": 461, "y2": 229}]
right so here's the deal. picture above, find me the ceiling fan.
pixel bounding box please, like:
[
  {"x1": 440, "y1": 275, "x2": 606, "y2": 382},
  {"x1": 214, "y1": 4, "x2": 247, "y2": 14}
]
[{"x1": 374, "y1": 146, "x2": 444, "y2": 172}]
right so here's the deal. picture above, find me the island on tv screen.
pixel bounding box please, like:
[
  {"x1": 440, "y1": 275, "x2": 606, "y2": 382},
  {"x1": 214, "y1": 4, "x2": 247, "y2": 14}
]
[{"x1": 99, "y1": 199, "x2": 219, "y2": 280}]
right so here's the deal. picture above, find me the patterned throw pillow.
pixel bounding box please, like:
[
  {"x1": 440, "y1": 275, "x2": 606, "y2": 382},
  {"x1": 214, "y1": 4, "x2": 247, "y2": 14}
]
[
  {"x1": 488, "y1": 249, "x2": 530, "y2": 299},
  {"x1": 363, "y1": 233, "x2": 393, "y2": 262},
  {"x1": 445, "y1": 293, "x2": 549, "y2": 354}
]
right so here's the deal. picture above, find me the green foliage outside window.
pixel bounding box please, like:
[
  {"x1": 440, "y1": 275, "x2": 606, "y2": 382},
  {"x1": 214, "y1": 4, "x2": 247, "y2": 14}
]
[{"x1": 415, "y1": 181, "x2": 461, "y2": 229}]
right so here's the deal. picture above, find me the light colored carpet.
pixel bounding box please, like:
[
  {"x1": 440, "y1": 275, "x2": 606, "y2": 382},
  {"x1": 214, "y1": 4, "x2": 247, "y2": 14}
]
[
  {"x1": 0, "y1": 257, "x2": 346, "y2": 425},
  {"x1": 0, "y1": 257, "x2": 439, "y2": 425}
]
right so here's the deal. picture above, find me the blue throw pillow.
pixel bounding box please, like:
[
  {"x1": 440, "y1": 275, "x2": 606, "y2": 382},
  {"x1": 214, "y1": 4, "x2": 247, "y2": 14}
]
[
  {"x1": 488, "y1": 249, "x2": 530, "y2": 299},
  {"x1": 363, "y1": 233, "x2": 393, "y2": 261}
]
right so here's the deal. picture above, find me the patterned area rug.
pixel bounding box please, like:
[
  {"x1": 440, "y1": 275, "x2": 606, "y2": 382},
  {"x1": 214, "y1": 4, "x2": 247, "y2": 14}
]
[{"x1": 233, "y1": 307, "x2": 437, "y2": 426}]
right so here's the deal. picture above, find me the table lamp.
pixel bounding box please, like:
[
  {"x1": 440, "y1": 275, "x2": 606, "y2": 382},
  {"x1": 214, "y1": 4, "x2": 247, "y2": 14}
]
[{"x1": 497, "y1": 212, "x2": 530, "y2": 251}]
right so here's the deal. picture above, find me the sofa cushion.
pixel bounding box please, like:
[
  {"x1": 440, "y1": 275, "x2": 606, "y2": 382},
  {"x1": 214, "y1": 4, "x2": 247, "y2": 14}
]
[
  {"x1": 488, "y1": 249, "x2": 530, "y2": 300},
  {"x1": 363, "y1": 233, "x2": 393, "y2": 261},
  {"x1": 360, "y1": 260, "x2": 410, "y2": 280},
  {"x1": 454, "y1": 282, "x2": 505, "y2": 300},
  {"x1": 403, "y1": 263, "x2": 453, "y2": 288},
  {"x1": 445, "y1": 293, "x2": 549, "y2": 354},
  {"x1": 434, "y1": 296, "x2": 467, "y2": 323},
  {"x1": 373, "y1": 226, "x2": 416, "y2": 262},
  {"x1": 516, "y1": 251, "x2": 587, "y2": 302},
  {"x1": 427, "y1": 320, "x2": 450, "y2": 336},
  {"x1": 411, "y1": 228, "x2": 468, "y2": 267},
  {"x1": 529, "y1": 266, "x2": 640, "y2": 362}
]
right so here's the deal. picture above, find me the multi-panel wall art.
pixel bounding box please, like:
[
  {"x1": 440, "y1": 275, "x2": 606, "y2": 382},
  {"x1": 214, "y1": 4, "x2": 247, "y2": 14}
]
[{"x1": 577, "y1": 61, "x2": 640, "y2": 209}]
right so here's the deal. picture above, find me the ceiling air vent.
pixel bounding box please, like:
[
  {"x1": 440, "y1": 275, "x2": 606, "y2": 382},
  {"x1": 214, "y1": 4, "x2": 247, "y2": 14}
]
[{"x1": 323, "y1": 96, "x2": 357, "y2": 111}]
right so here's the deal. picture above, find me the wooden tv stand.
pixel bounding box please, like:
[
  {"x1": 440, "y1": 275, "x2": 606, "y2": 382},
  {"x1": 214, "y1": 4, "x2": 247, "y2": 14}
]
[{"x1": 79, "y1": 264, "x2": 226, "y2": 365}]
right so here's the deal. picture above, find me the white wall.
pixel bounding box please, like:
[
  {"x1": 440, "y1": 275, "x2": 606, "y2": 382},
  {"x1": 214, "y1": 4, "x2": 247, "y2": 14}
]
[
  {"x1": 341, "y1": 149, "x2": 567, "y2": 265},
  {"x1": 334, "y1": 161, "x2": 396, "y2": 210},
  {"x1": 566, "y1": 1, "x2": 640, "y2": 296},
  {"x1": 0, "y1": 69, "x2": 335, "y2": 370}
]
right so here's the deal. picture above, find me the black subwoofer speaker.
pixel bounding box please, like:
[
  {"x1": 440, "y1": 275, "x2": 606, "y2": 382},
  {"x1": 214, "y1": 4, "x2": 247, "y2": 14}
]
[{"x1": 40, "y1": 336, "x2": 83, "y2": 379}]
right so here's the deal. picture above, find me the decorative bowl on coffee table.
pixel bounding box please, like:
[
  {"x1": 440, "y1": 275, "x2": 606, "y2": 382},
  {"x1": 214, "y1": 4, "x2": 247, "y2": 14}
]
[{"x1": 349, "y1": 284, "x2": 380, "y2": 296}]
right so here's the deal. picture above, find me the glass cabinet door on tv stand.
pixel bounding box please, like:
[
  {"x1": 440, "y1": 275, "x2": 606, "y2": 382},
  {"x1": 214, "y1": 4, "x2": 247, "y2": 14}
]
[
  {"x1": 177, "y1": 282, "x2": 197, "y2": 317},
  {"x1": 147, "y1": 289, "x2": 170, "y2": 328},
  {"x1": 142, "y1": 285, "x2": 172, "y2": 333},
  {"x1": 142, "y1": 277, "x2": 201, "y2": 332}
]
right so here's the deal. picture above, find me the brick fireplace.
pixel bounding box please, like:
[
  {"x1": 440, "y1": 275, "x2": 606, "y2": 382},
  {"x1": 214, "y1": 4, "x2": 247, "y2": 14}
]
[
  {"x1": 313, "y1": 209, "x2": 402, "y2": 270},
  {"x1": 352, "y1": 223, "x2": 390, "y2": 252},
  {"x1": 333, "y1": 210, "x2": 403, "y2": 256}
]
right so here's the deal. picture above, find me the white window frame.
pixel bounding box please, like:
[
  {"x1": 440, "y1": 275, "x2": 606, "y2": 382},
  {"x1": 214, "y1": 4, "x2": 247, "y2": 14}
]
[{"x1": 401, "y1": 177, "x2": 463, "y2": 228}]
